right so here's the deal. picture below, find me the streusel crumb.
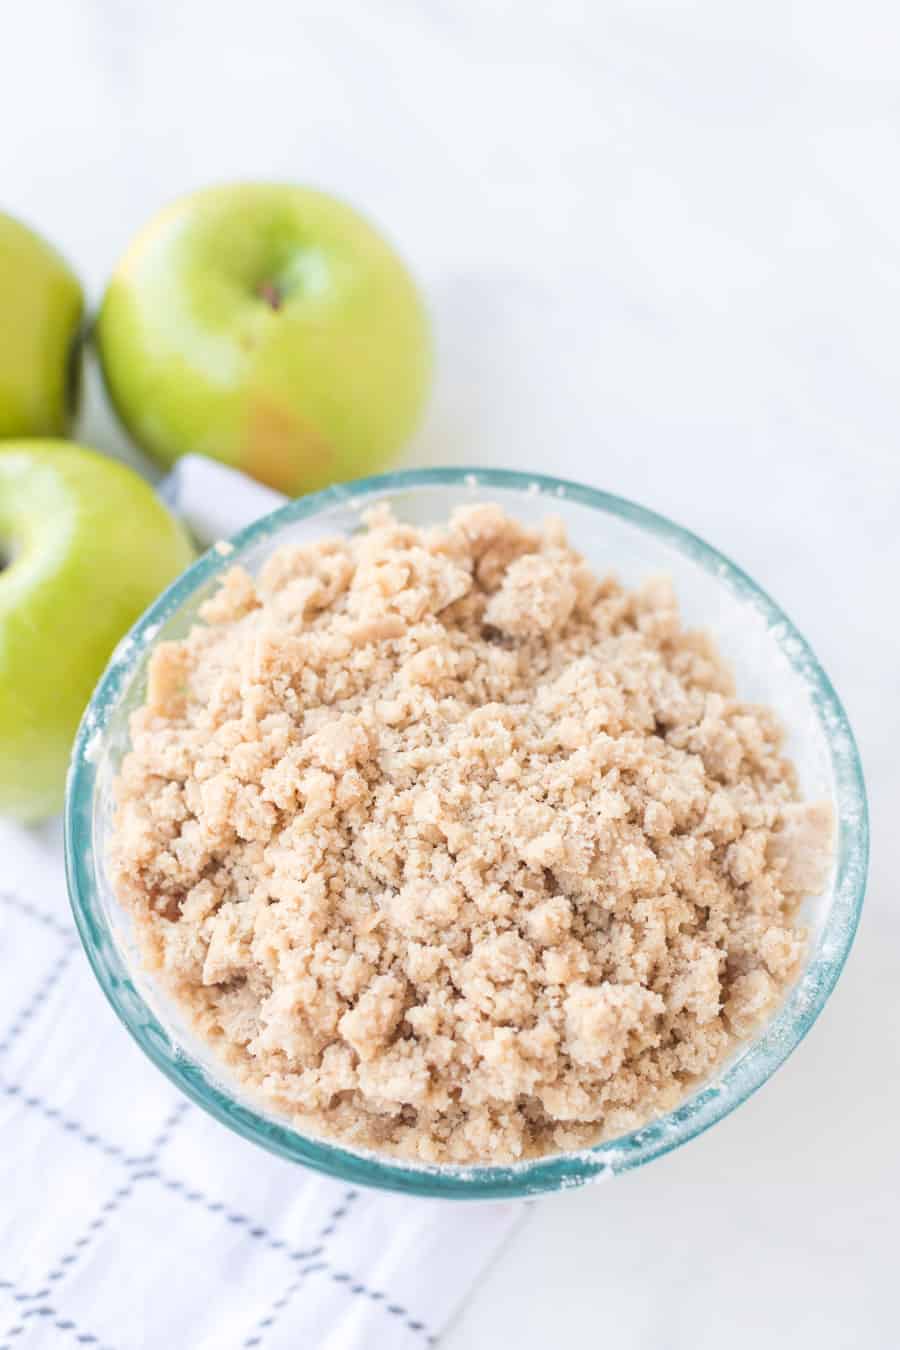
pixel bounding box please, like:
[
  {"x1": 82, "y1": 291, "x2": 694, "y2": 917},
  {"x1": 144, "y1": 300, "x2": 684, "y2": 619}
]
[{"x1": 110, "y1": 504, "x2": 832, "y2": 1164}]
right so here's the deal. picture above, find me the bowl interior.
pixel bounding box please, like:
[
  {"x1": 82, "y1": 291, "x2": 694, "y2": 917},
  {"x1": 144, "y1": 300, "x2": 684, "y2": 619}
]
[{"x1": 65, "y1": 469, "x2": 868, "y2": 1199}]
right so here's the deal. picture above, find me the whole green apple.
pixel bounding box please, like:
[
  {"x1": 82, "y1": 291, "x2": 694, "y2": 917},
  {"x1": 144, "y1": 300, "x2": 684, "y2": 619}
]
[
  {"x1": 95, "y1": 184, "x2": 432, "y2": 495},
  {"x1": 0, "y1": 213, "x2": 84, "y2": 438},
  {"x1": 0, "y1": 442, "x2": 193, "y2": 821}
]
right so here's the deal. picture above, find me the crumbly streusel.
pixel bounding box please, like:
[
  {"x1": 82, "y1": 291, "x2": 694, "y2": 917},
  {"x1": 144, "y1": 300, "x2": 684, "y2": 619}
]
[{"x1": 110, "y1": 504, "x2": 832, "y2": 1164}]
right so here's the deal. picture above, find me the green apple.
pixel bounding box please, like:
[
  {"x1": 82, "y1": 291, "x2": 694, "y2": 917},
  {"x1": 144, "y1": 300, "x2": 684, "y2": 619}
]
[
  {"x1": 95, "y1": 183, "x2": 432, "y2": 495},
  {"x1": 0, "y1": 442, "x2": 193, "y2": 821},
  {"x1": 0, "y1": 213, "x2": 84, "y2": 438}
]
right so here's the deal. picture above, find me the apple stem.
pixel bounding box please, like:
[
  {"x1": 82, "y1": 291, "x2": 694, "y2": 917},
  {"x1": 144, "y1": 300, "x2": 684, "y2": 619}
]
[{"x1": 257, "y1": 281, "x2": 284, "y2": 311}]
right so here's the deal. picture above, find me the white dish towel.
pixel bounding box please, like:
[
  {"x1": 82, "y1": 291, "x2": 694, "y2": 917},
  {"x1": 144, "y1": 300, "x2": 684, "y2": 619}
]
[{"x1": 0, "y1": 457, "x2": 522, "y2": 1350}]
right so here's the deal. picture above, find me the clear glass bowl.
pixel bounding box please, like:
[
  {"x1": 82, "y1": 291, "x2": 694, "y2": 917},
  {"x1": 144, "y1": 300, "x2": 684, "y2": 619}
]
[{"x1": 65, "y1": 468, "x2": 869, "y2": 1200}]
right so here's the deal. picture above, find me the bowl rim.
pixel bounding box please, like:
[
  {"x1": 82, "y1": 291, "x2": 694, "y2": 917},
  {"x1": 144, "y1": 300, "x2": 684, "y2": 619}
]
[{"x1": 65, "y1": 465, "x2": 869, "y2": 1199}]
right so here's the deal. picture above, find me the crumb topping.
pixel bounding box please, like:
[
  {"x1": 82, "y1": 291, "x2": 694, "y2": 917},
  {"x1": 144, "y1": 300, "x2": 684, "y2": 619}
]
[{"x1": 110, "y1": 503, "x2": 832, "y2": 1164}]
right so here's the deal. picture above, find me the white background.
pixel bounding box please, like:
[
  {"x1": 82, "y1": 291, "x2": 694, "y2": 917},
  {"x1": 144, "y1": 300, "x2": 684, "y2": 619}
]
[{"x1": 3, "y1": 3, "x2": 897, "y2": 1346}]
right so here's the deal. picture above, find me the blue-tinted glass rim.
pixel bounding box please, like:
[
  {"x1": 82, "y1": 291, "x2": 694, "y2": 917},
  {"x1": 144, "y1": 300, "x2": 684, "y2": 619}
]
[{"x1": 65, "y1": 466, "x2": 869, "y2": 1200}]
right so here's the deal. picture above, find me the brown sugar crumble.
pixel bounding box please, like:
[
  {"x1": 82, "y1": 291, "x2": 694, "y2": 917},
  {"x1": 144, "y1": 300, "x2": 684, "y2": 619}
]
[{"x1": 110, "y1": 504, "x2": 833, "y2": 1165}]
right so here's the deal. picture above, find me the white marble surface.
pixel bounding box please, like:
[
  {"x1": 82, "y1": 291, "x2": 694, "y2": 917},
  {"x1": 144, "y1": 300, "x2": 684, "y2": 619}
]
[{"x1": 3, "y1": 3, "x2": 897, "y2": 1346}]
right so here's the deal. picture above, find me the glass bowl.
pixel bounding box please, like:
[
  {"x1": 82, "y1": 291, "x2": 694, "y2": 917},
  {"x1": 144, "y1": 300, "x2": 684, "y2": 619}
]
[{"x1": 65, "y1": 467, "x2": 868, "y2": 1200}]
